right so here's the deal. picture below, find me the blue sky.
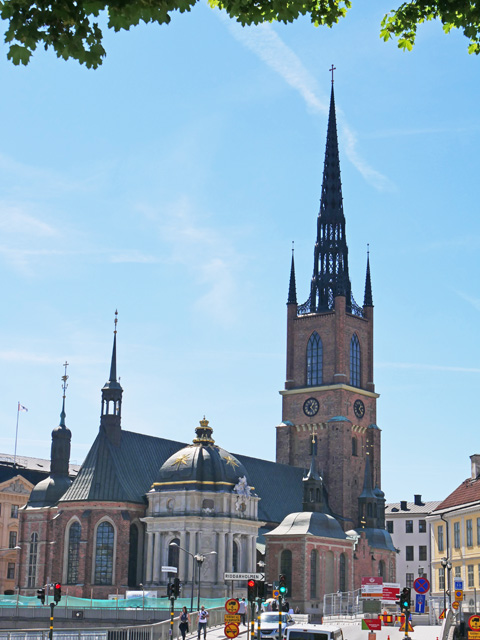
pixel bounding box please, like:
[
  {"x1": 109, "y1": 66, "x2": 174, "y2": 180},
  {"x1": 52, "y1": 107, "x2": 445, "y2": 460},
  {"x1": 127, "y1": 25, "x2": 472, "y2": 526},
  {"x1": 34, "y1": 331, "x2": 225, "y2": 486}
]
[{"x1": 0, "y1": 1, "x2": 479, "y2": 504}]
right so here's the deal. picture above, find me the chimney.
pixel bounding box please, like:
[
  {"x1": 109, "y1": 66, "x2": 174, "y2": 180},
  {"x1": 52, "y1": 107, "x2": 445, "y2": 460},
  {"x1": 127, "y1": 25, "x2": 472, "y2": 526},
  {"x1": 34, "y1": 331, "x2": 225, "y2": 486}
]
[
  {"x1": 400, "y1": 500, "x2": 408, "y2": 511},
  {"x1": 471, "y1": 454, "x2": 480, "y2": 479},
  {"x1": 414, "y1": 494, "x2": 424, "y2": 506}
]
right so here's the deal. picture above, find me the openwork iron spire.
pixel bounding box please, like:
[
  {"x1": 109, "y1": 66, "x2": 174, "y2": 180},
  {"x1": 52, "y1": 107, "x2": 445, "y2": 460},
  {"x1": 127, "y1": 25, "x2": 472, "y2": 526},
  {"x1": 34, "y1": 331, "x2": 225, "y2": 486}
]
[
  {"x1": 310, "y1": 82, "x2": 352, "y2": 313},
  {"x1": 287, "y1": 242, "x2": 297, "y2": 305}
]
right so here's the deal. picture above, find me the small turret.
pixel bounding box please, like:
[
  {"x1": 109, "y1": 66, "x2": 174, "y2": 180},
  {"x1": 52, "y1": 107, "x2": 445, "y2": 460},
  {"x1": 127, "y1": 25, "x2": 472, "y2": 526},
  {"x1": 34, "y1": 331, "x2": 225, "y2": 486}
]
[
  {"x1": 287, "y1": 244, "x2": 297, "y2": 306},
  {"x1": 100, "y1": 310, "x2": 123, "y2": 446},
  {"x1": 50, "y1": 361, "x2": 72, "y2": 476}
]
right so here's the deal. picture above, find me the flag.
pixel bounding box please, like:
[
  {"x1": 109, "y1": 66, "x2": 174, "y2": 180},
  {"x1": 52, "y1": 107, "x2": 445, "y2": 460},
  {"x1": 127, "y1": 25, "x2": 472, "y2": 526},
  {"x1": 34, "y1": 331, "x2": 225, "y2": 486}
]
[{"x1": 18, "y1": 403, "x2": 28, "y2": 412}]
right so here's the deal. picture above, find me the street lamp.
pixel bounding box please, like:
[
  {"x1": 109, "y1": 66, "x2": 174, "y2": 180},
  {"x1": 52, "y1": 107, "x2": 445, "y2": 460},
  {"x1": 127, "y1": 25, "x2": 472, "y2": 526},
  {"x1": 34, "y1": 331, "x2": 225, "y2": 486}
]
[
  {"x1": 441, "y1": 557, "x2": 452, "y2": 614},
  {"x1": 169, "y1": 542, "x2": 216, "y2": 612}
]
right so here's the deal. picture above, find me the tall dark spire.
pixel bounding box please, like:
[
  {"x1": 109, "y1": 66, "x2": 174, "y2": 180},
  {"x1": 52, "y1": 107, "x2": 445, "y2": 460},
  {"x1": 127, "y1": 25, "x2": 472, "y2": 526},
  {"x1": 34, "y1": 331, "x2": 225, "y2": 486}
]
[
  {"x1": 287, "y1": 243, "x2": 297, "y2": 305},
  {"x1": 302, "y1": 434, "x2": 328, "y2": 513},
  {"x1": 100, "y1": 310, "x2": 123, "y2": 445},
  {"x1": 310, "y1": 79, "x2": 352, "y2": 313},
  {"x1": 363, "y1": 247, "x2": 373, "y2": 307},
  {"x1": 50, "y1": 361, "x2": 72, "y2": 476}
]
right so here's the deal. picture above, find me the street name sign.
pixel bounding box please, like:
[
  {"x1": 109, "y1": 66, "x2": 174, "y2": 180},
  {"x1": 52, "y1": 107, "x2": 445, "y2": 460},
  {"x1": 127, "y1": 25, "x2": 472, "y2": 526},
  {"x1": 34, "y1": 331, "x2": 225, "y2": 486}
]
[
  {"x1": 161, "y1": 566, "x2": 178, "y2": 573},
  {"x1": 224, "y1": 572, "x2": 265, "y2": 581}
]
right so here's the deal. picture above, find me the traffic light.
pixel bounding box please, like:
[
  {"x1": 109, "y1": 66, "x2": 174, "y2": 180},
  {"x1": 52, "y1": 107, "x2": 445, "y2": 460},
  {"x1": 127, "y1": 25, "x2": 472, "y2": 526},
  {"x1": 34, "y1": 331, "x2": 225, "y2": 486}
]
[
  {"x1": 53, "y1": 583, "x2": 62, "y2": 604},
  {"x1": 167, "y1": 582, "x2": 172, "y2": 597},
  {"x1": 247, "y1": 579, "x2": 257, "y2": 602},
  {"x1": 279, "y1": 574, "x2": 287, "y2": 595},
  {"x1": 257, "y1": 581, "x2": 266, "y2": 600},
  {"x1": 172, "y1": 577, "x2": 181, "y2": 598},
  {"x1": 400, "y1": 587, "x2": 411, "y2": 613},
  {"x1": 37, "y1": 588, "x2": 45, "y2": 605}
]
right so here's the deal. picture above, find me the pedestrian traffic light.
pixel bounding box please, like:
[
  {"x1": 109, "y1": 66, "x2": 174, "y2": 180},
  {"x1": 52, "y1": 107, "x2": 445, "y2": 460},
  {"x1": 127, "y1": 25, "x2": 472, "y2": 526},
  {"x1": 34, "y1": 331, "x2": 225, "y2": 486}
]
[
  {"x1": 172, "y1": 577, "x2": 181, "y2": 598},
  {"x1": 53, "y1": 583, "x2": 62, "y2": 604},
  {"x1": 400, "y1": 587, "x2": 411, "y2": 613},
  {"x1": 247, "y1": 579, "x2": 257, "y2": 602},
  {"x1": 37, "y1": 588, "x2": 45, "y2": 605},
  {"x1": 279, "y1": 574, "x2": 287, "y2": 595}
]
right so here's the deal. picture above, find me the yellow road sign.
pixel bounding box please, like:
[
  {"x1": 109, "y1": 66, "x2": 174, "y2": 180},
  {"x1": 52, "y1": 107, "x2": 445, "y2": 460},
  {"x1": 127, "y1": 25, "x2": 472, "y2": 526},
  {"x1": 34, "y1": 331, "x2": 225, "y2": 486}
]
[
  {"x1": 225, "y1": 615, "x2": 241, "y2": 624},
  {"x1": 455, "y1": 590, "x2": 464, "y2": 602},
  {"x1": 225, "y1": 623, "x2": 240, "y2": 639},
  {"x1": 468, "y1": 632, "x2": 480, "y2": 639},
  {"x1": 469, "y1": 616, "x2": 480, "y2": 630},
  {"x1": 452, "y1": 602, "x2": 460, "y2": 611},
  {"x1": 225, "y1": 599, "x2": 240, "y2": 614}
]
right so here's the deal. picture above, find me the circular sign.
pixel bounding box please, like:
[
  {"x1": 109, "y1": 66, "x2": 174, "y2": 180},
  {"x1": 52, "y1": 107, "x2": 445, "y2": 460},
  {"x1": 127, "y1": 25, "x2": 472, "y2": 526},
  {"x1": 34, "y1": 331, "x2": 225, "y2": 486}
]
[
  {"x1": 225, "y1": 599, "x2": 240, "y2": 614},
  {"x1": 413, "y1": 577, "x2": 430, "y2": 594},
  {"x1": 225, "y1": 623, "x2": 240, "y2": 638},
  {"x1": 468, "y1": 616, "x2": 480, "y2": 630},
  {"x1": 452, "y1": 602, "x2": 460, "y2": 611}
]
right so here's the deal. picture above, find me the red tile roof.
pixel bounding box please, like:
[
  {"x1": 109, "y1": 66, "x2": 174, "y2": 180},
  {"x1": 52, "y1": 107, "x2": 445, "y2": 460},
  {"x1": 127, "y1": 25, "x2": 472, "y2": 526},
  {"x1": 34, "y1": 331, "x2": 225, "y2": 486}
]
[{"x1": 435, "y1": 476, "x2": 480, "y2": 511}]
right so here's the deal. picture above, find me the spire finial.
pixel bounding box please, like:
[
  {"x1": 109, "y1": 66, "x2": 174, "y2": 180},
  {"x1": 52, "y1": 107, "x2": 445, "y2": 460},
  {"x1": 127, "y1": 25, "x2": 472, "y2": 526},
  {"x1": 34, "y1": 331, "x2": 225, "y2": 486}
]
[
  {"x1": 60, "y1": 361, "x2": 69, "y2": 427},
  {"x1": 114, "y1": 309, "x2": 118, "y2": 334},
  {"x1": 363, "y1": 246, "x2": 373, "y2": 307},
  {"x1": 287, "y1": 242, "x2": 297, "y2": 305},
  {"x1": 330, "y1": 64, "x2": 336, "y2": 85}
]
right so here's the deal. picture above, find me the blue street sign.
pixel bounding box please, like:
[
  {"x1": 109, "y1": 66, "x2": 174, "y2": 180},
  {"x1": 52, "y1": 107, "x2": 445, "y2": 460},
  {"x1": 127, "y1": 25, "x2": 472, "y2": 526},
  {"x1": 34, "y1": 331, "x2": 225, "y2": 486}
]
[
  {"x1": 413, "y1": 577, "x2": 430, "y2": 594},
  {"x1": 415, "y1": 594, "x2": 425, "y2": 614},
  {"x1": 455, "y1": 579, "x2": 464, "y2": 591}
]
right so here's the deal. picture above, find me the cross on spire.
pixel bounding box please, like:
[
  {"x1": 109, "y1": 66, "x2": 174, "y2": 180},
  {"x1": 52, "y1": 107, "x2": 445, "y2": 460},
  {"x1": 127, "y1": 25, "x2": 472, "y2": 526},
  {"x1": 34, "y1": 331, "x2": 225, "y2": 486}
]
[
  {"x1": 330, "y1": 64, "x2": 336, "y2": 85},
  {"x1": 61, "y1": 361, "x2": 69, "y2": 399}
]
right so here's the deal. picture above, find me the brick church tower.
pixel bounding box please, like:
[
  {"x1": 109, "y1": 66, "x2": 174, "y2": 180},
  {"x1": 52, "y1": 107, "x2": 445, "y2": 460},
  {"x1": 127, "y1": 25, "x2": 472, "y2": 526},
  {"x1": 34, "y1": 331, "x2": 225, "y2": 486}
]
[{"x1": 276, "y1": 82, "x2": 381, "y2": 532}]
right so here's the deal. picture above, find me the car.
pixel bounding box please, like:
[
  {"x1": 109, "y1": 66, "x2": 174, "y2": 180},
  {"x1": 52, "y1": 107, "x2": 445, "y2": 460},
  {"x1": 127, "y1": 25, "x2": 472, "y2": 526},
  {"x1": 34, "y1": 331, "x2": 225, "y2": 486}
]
[
  {"x1": 284, "y1": 623, "x2": 345, "y2": 640},
  {"x1": 253, "y1": 612, "x2": 295, "y2": 639}
]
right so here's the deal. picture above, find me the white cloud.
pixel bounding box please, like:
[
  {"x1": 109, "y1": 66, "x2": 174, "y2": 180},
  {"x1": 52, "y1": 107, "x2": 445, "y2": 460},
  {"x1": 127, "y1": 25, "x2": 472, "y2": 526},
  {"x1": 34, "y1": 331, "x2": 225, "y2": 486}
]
[
  {"x1": 222, "y1": 18, "x2": 394, "y2": 191},
  {"x1": 0, "y1": 202, "x2": 59, "y2": 237},
  {"x1": 457, "y1": 291, "x2": 480, "y2": 312},
  {"x1": 110, "y1": 251, "x2": 159, "y2": 264}
]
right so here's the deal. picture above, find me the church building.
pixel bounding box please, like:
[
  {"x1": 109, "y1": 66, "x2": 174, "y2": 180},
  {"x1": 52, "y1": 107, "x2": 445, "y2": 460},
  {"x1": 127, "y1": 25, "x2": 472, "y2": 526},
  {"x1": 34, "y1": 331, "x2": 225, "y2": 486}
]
[{"x1": 16, "y1": 80, "x2": 395, "y2": 607}]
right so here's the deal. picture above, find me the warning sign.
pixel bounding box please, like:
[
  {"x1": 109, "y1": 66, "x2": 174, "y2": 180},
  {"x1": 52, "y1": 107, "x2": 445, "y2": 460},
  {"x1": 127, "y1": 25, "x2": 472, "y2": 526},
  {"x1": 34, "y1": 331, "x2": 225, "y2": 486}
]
[
  {"x1": 225, "y1": 623, "x2": 240, "y2": 638},
  {"x1": 362, "y1": 619, "x2": 382, "y2": 631},
  {"x1": 225, "y1": 599, "x2": 240, "y2": 614}
]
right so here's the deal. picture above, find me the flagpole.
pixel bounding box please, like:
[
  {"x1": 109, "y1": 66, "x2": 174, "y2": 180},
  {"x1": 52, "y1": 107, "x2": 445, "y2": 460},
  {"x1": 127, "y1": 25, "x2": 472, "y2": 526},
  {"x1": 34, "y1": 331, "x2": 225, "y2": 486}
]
[{"x1": 14, "y1": 402, "x2": 20, "y2": 468}]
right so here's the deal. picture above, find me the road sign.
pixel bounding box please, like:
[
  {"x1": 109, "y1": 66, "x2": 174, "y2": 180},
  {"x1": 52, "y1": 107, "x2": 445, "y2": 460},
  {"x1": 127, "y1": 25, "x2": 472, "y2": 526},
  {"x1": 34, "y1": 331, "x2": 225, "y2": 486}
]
[
  {"x1": 361, "y1": 577, "x2": 383, "y2": 599},
  {"x1": 382, "y1": 583, "x2": 400, "y2": 602},
  {"x1": 361, "y1": 619, "x2": 382, "y2": 631},
  {"x1": 468, "y1": 633, "x2": 480, "y2": 640},
  {"x1": 453, "y1": 602, "x2": 460, "y2": 611},
  {"x1": 225, "y1": 623, "x2": 240, "y2": 638},
  {"x1": 225, "y1": 599, "x2": 240, "y2": 614},
  {"x1": 224, "y1": 572, "x2": 265, "y2": 581},
  {"x1": 399, "y1": 617, "x2": 413, "y2": 632},
  {"x1": 415, "y1": 594, "x2": 425, "y2": 614},
  {"x1": 455, "y1": 579, "x2": 464, "y2": 590},
  {"x1": 439, "y1": 610, "x2": 446, "y2": 620},
  {"x1": 161, "y1": 566, "x2": 178, "y2": 573},
  {"x1": 413, "y1": 577, "x2": 430, "y2": 594},
  {"x1": 225, "y1": 615, "x2": 241, "y2": 624},
  {"x1": 455, "y1": 590, "x2": 464, "y2": 602},
  {"x1": 469, "y1": 616, "x2": 480, "y2": 630},
  {"x1": 273, "y1": 590, "x2": 279, "y2": 598}
]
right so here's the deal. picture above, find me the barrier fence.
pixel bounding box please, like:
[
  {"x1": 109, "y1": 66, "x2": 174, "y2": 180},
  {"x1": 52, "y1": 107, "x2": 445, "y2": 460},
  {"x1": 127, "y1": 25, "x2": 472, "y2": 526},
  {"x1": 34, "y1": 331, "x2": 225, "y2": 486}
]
[{"x1": 0, "y1": 596, "x2": 225, "y2": 611}]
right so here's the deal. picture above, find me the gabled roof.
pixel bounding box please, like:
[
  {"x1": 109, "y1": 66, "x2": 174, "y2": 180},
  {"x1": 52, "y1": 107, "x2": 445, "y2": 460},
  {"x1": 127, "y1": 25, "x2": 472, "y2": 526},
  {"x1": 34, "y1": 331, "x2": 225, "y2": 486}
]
[
  {"x1": 59, "y1": 429, "x2": 304, "y2": 526},
  {"x1": 434, "y1": 477, "x2": 480, "y2": 512},
  {"x1": 386, "y1": 500, "x2": 441, "y2": 515}
]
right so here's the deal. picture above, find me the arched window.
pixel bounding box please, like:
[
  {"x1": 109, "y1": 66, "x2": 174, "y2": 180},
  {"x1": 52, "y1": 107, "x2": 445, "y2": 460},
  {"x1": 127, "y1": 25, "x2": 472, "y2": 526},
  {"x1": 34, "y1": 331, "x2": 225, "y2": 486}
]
[
  {"x1": 94, "y1": 521, "x2": 115, "y2": 585},
  {"x1": 232, "y1": 541, "x2": 239, "y2": 572},
  {"x1": 168, "y1": 537, "x2": 180, "y2": 579},
  {"x1": 128, "y1": 524, "x2": 139, "y2": 588},
  {"x1": 389, "y1": 560, "x2": 395, "y2": 582},
  {"x1": 307, "y1": 332, "x2": 323, "y2": 386},
  {"x1": 350, "y1": 334, "x2": 361, "y2": 387},
  {"x1": 310, "y1": 550, "x2": 318, "y2": 599},
  {"x1": 352, "y1": 436, "x2": 358, "y2": 456},
  {"x1": 339, "y1": 553, "x2": 347, "y2": 592},
  {"x1": 27, "y1": 532, "x2": 38, "y2": 588},
  {"x1": 66, "y1": 521, "x2": 81, "y2": 584},
  {"x1": 378, "y1": 560, "x2": 385, "y2": 579},
  {"x1": 280, "y1": 550, "x2": 293, "y2": 597}
]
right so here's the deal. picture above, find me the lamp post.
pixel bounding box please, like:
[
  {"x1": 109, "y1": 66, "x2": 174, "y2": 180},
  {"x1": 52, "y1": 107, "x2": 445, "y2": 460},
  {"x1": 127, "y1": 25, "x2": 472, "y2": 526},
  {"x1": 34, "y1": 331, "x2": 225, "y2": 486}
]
[
  {"x1": 441, "y1": 557, "x2": 452, "y2": 613},
  {"x1": 195, "y1": 551, "x2": 217, "y2": 611},
  {"x1": 169, "y1": 542, "x2": 216, "y2": 612}
]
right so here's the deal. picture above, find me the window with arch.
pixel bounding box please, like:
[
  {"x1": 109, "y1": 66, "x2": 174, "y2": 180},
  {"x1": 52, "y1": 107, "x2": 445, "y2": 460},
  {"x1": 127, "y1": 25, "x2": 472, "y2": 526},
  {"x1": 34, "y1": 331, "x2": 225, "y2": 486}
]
[
  {"x1": 94, "y1": 521, "x2": 115, "y2": 585},
  {"x1": 352, "y1": 436, "x2": 358, "y2": 456},
  {"x1": 280, "y1": 549, "x2": 293, "y2": 597},
  {"x1": 232, "y1": 540, "x2": 239, "y2": 572},
  {"x1": 389, "y1": 560, "x2": 395, "y2": 582},
  {"x1": 350, "y1": 334, "x2": 361, "y2": 387},
  {"x1": 66, "y1": 521, "x2": 81, "y2": 584},
  {"x1": 310, "y1": 550, "x2": 318, "y2": 599},
  {"x1": 27, "y1": 532, "x2": 38, "y2": 588},
  {"x1": 306, "y1": 332, "x2": 323, "y2": 386},
  {"x1": 339, "y1": 553, "x2": 347, "y2": 592}
]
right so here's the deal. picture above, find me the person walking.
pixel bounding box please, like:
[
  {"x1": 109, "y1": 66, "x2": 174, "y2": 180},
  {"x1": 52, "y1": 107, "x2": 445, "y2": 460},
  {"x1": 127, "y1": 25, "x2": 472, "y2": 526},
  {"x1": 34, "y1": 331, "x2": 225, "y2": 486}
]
[
  {"x1": 179, "y1": 606, "x2": 190, "y2": 640},
  {"x1": 238, "y1": 598, "x2": 247, "y2": 626},
  {"x1": 197, "y1": 605, "x2": 209, "y2": 640}
]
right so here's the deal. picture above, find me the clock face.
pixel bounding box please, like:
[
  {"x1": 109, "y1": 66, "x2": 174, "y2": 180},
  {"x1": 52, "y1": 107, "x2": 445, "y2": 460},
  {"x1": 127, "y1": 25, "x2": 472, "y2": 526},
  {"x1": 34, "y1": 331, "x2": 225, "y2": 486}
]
[
  {"x1": 353, "y1": 399, "x2": 365, "y2": 419},
  {"x1": 303, "y1": 397, "x2": 319, "y2": 417}
]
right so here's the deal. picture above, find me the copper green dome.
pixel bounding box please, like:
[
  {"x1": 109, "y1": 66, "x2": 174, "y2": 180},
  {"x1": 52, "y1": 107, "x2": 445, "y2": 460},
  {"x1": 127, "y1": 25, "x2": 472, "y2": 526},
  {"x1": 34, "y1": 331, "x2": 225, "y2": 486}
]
[{"x1": 152, "y1": 418, "x2": 251, "y2": 493}]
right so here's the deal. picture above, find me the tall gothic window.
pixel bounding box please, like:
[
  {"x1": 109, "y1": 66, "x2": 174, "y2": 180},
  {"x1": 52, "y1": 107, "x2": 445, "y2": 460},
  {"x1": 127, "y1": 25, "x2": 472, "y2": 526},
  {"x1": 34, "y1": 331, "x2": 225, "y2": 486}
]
[
  {"x1": 350, "y1": 334, "x2": 361, "y2": 387},
  {"x1": 94, "y1": 521, "x2": 115, "y2": 585},
  {"x1": 378, "y1": 560, "x2": 385, "y2": 579},
  {"x1": 27, "y1": 532, "x2": 38, "y2": 588},
  {"x1": 306, "y1": 332, "x2": 323, "y2": 386},
  {"x1": 280, "y1": 550, "x2": 293, "y2": 597},
  {"x1": 339, "y1": 553, "x2": 347, "y2": 592},
  {"x1": 66, "y1": 521, "x2": 81, "y2": 584},
  {"x1": 352, "y1": 436, "x2": 358, "y2": 456},
  {"x1": 310, "y1": 550, "x2": 318, "y2": 599}
]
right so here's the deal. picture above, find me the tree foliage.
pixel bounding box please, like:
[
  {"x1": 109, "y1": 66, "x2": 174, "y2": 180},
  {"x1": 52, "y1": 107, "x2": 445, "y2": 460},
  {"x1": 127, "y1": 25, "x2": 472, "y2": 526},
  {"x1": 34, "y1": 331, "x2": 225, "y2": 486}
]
[{"x1": 0, "y1": 0, "x2": 478, "y2": 68}]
